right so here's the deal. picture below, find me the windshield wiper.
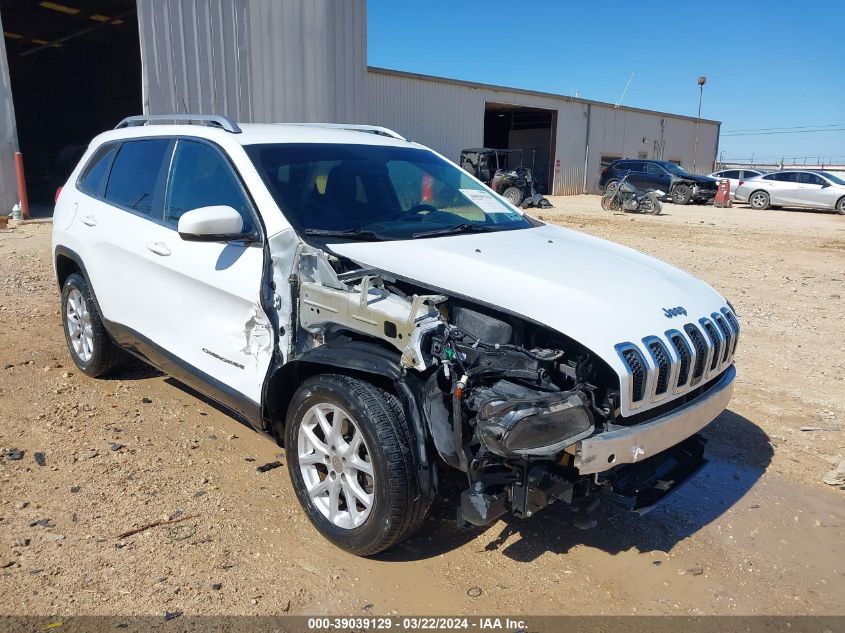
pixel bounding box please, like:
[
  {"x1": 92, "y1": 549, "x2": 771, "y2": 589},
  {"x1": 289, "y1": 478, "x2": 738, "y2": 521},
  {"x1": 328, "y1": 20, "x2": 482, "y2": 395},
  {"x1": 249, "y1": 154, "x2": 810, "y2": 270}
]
[
  {"x1": 303, "y1": 228, "x2": 387, "y2": 241},
  {"x1": 411, "y1": 223, "x2": 502, "y2": 239}
]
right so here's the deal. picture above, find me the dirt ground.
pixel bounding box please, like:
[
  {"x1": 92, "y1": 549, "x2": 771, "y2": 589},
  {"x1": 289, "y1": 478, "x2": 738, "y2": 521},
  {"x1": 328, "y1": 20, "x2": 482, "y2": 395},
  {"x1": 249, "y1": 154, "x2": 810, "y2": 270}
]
[{"x1": 1, "y1": 197, "x2": 843, "y2": 617}]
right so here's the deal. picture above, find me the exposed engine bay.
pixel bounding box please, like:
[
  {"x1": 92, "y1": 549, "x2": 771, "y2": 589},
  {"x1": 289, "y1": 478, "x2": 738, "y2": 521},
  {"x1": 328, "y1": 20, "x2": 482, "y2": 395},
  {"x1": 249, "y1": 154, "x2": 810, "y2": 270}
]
[{"x1": 290, "y1": 245, "x2": 710, "y2": 527}]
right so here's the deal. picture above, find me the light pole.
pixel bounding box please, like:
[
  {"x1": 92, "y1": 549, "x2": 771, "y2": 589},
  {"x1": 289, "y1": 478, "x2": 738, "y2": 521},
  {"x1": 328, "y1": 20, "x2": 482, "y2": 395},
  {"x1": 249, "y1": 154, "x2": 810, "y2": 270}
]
[{"x1": 692, "y1": 76, "x2": 706, "y2": 173}]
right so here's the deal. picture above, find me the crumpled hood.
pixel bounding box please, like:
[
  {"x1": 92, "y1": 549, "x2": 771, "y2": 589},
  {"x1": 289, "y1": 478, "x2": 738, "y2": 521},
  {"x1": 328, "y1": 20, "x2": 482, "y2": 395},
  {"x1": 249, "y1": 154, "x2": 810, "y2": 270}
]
[
  {"x1": 329, "y1": 224, "x2": 729, "y2": 412},
  {"x1": 674, "y1": 173, "x2": 718, "y2": 184}
]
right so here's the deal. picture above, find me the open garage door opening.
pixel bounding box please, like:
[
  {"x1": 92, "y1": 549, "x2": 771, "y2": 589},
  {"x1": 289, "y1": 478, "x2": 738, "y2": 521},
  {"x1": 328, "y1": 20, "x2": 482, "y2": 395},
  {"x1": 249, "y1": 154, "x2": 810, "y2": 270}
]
[
  {"x1": 483, "y1": 102, "x2": 555, "y2": 194},
  {"x1": 1, "y1": 0, "x2": 140, "y2": 209}
]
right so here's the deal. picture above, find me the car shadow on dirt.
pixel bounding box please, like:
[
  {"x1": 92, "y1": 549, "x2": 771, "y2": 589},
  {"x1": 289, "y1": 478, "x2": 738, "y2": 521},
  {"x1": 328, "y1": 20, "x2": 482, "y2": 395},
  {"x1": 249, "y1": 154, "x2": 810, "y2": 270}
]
[{"x1": 379, "y1": 409, "x2": 773, "y2": 563}]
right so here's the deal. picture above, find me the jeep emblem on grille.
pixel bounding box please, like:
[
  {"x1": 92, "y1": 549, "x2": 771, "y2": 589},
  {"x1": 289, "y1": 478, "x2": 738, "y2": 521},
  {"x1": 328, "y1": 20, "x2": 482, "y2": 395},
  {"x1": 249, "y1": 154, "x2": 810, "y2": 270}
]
[{"x1": 663, "y1": 306, "x2": 687, "y2": 318}]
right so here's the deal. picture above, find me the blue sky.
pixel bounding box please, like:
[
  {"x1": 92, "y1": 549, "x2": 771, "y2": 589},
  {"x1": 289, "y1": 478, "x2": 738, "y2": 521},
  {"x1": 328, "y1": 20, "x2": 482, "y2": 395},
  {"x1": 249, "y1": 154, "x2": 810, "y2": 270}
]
[{"x1": 368, "y1": 0, "x2": 845, "y2": 163}]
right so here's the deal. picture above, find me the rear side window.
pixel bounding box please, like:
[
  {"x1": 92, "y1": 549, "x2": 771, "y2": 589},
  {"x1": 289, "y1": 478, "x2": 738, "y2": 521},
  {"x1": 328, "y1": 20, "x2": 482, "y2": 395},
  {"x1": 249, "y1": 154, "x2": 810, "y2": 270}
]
[
  {"x1": 614, "y1": 161, "x2": 629, "y2": 171},
  {"x1": 741, "y1": 170, "x2": 760, "y2": 179},
  {"x1": 104, "y1": 139, "x2": 171, "y2": 216},
  {"x1": 77, "y1": 144, "x2": 117, "y2": 196},
  {"x1": 774, "y1": 172, "x2": 797, "y2": 182},
  {"x1": 163, "y1": 140, "x2": 253, "y2": 232}
]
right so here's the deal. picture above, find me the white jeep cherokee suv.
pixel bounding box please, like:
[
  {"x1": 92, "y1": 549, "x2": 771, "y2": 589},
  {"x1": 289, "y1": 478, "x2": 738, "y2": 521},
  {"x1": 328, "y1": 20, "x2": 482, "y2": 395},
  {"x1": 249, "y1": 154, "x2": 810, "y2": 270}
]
[{"x1": 52, "y1": 114, "x2": 739, "y2": 555}]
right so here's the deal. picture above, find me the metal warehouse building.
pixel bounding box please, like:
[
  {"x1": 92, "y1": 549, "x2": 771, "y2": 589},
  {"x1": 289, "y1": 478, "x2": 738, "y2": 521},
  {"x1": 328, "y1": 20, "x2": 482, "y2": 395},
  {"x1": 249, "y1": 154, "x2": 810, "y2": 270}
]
[{"x1": 0, "y1": 0, "x2": 720, "y2": 213}]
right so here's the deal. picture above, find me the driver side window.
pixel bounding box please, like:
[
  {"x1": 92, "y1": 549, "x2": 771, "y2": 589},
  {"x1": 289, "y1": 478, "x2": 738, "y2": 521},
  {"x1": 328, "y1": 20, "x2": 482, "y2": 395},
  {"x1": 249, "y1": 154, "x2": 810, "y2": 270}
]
[{"x1": 164, "y1": 140, "x2": 253, "y2": 232}]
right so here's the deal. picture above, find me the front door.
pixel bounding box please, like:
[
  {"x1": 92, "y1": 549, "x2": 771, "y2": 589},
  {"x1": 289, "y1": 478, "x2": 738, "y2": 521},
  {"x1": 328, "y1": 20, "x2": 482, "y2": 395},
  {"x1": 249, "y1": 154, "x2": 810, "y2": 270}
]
[{"x1": 135, "y1": 138, "x2": 272, "y2": 406}]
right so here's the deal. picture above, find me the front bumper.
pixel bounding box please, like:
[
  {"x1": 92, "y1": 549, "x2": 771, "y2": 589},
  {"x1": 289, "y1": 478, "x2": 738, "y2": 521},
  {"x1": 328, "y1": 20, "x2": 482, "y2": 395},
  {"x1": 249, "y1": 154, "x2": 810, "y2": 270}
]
[{"x1": 568, "y1": 365, "x2": 735, "y2": 475}]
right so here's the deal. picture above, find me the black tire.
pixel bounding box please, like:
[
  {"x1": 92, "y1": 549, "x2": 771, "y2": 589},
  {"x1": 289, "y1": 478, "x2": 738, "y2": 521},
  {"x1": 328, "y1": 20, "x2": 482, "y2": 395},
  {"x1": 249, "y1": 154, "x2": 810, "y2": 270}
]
[
  {"x1": 671, "y1": 184, "x2": 692, "y2": 205},
  {"x1": 601, "y1": 194, "x2": 619, "y2": 211},
  {"x1": 836, "y1": 196, "x2": 845, "y2": 215},
  {"x1": 60, "y1": 273, "x2": 122, "y2": 377},
  {"x1": 285, "y1": 374, "x2": 431, "y2": 556},
  {"x1": 749, "y1": 190, "x2": 770, "y2": 210},
  {"x1": 501, "y1": 186, "x2": 523, "y2": 207},
  {"x1": 641, "y1": 195, "x2": 662, "y2": 215}
]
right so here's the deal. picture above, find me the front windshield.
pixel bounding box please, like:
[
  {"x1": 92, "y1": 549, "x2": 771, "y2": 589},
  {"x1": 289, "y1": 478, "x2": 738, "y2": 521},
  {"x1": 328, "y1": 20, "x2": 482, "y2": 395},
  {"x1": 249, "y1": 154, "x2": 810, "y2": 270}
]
[
  {"x1": 818, "y1": 171, "x2": 845, "y2": 185},
  {"x1": 246, "y1": 143, "x2": 533, "y2": 240},
  {"x1": 661, "y1": 162, "x2": 688, "y2": 175}
]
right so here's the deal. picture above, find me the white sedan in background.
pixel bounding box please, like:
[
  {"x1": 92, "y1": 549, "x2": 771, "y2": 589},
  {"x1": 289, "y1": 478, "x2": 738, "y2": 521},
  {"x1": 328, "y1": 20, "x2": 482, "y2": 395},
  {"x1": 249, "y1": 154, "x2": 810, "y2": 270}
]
[
  {"x1": 709, "y1": 168, "x2": 767, "y2": 198},
  {"x1": 734, "y1": 170, "x2": 845, "y2": 214}
]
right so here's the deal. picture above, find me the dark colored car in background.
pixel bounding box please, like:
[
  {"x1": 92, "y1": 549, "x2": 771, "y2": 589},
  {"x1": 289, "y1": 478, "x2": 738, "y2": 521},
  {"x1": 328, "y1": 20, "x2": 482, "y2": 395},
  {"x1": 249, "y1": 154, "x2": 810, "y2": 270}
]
[{"x1": 600, "y1": 159, "x2": 718, "y2": 205}]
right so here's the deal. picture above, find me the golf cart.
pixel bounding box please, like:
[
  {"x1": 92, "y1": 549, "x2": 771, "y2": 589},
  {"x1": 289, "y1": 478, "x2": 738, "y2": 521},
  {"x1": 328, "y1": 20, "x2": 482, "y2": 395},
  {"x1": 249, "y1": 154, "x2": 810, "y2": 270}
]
[{"x1": 459, "y1": 148, "x2": 552, "y2": 209}]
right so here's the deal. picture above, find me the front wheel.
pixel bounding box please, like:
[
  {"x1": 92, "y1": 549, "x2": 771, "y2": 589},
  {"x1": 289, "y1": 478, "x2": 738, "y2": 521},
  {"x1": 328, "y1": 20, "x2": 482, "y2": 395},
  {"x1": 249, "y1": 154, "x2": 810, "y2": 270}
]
[
  {"x1": 285, "y1": 374, "x2": 431, "y2": 556},
  {"x1": 61, "y1": 273, "x2": 122, "y2": 377},
  {"x1": 836, "y1": 197, "x2": 845, "y2": 215},
  {"x1": 671, "y1": 184, "x2": 692, "y2": 205},
  {"x1": 501, "y1": 186, "x2": 523, "y2": 207}
]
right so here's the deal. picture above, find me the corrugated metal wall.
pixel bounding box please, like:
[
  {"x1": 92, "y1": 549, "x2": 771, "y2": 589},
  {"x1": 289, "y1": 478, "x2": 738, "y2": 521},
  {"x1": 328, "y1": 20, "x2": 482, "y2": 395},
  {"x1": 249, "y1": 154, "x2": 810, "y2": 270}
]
[
  {"x1": 137, "y1": 0, "x2": 252, "y2": 120},
  {"x1": 136, "y1": 0, "x2": 366, "y2": 124},
  {"x1": 247, "y1": 0, "x2": 366, "y2": 123},
  {"x1": 0, "y1": 11, "x2": 19, "y2": 213},
  {"x1": 367, "y1": 69, "x2": 720, "y2": 195}
]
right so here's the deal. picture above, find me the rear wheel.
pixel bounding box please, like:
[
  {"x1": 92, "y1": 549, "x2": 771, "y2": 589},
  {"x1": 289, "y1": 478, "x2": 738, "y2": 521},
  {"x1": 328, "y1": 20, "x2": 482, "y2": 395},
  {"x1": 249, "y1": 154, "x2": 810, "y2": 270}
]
[
  {"x1": 501, "y1": 186, "x2": 523, "y2": 207},
  {"x1": 604, "y1": 180, "x2": 619, "y2": 196},
  {"x1": 61, "y1": 273, "x2": 122, "y2": 377},
  {"x1": 749, "y1": 190, "x2": 770, "y2": 210},
  {"x1": 285, "y1": 374, "x2": 431, "y2": 556},
  {"x1": 836, "y1": 196, "x2": 845, "y2": 215},
  {"x1": 671, "y1": 184, "x2": 692, "y2": 205},
  {"x1": 640, "y1": 195, "x2": 662, "y2": 215}
]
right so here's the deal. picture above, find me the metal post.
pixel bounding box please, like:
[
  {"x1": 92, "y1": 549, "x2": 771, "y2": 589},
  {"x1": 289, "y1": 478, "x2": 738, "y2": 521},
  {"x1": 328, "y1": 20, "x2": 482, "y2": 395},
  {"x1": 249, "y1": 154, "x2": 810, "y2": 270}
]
[
  {"x1": 14, "y1": 152, "x2": 29, "y2": 220},
  {"x1": 692, "y1": 76, "x2": 706, "y2": 173}
]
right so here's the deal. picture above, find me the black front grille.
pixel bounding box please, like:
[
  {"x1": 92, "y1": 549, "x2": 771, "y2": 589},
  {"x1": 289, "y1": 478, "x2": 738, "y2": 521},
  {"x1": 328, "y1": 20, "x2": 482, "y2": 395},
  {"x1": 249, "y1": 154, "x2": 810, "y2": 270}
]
[
  {"x1": 701, "y1": 321, "x2": 722, "y2": 371},
  {"x1": 723, "y1": 310, "x2": 740, "y2": 354},
  {"x1": 648, "y1": 341, "x2": 670, "y2": 395},
  {"x1": 714, "y1": 315, "x2": 732, "y2": 362},
  {"x1": 684, "y1": 324, "x2": 708, "y2": 379},
  {"x1": 670, "y1": 334, "x2": 691, "y2": 387},
  {"x1": 622, "y1": 348, "x2": 646, "y2": 402}
]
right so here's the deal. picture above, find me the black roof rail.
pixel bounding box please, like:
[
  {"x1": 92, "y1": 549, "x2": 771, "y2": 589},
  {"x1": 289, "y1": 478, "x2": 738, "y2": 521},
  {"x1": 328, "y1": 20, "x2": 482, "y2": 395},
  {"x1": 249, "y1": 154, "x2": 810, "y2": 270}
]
[{"x1": 115, "y1": 114, "x2": 242, "y2": 134}]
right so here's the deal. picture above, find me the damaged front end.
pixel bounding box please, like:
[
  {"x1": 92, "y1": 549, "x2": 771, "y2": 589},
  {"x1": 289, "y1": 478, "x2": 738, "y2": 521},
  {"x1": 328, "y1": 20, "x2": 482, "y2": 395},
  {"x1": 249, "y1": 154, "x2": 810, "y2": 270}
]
[{"x1": 286, "y1": 246, "x2": 711, "y2": 528}]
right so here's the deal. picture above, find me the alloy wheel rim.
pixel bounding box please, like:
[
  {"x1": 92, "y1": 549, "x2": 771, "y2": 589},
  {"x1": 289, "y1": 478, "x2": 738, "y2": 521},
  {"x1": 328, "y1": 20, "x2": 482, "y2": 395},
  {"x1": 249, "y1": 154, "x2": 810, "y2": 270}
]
[
  {"x1": 66, "y1": 288, "x2": 94, "y2": 363},
  {"x1": 297, "y1": 403, "x2": 374, "y2": 529},
  {"x1": 751, "y1": 193, "x2": 766, "y2": 208}
]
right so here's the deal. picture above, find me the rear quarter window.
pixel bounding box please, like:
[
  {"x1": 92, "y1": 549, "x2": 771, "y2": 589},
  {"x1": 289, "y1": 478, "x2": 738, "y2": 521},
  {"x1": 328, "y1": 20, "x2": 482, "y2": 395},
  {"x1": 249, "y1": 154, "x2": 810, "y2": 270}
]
[{"x1": 77, "y1": 143, "x2": 117, "y2": 197}]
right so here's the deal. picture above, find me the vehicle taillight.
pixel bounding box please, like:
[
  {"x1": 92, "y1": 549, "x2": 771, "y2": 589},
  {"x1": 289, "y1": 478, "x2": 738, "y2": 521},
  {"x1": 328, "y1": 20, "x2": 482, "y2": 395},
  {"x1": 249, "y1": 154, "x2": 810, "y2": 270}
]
[{"x1": 54, "y1": 186, "x2": 62, "y2": 204}]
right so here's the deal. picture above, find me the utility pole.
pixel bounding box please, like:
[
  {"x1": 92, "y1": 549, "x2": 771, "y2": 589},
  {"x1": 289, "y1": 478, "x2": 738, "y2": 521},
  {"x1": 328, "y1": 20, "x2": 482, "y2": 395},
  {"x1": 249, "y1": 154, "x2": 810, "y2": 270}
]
[{"x1": 692, "y1": 76, "x2": 706, "y2": 173}]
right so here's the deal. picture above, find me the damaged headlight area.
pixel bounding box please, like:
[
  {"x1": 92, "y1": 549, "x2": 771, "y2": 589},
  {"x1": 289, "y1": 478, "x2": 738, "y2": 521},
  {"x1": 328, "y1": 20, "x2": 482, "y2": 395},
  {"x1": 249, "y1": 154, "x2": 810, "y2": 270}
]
[{"x1": 472, "y1": 382, "x2": 594, "y2": 457}]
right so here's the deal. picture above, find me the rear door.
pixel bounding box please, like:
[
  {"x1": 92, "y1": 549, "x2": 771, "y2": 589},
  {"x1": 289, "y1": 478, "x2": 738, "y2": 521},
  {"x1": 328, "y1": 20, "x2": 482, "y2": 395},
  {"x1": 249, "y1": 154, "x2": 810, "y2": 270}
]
[
  {"x1": 644, "y1": 162, "x2": 672, "y2": 194},
  {"x1": 129, "y1": 138, "x2": 271, "y2": 406},
  {"x1": 770, "y1": 172, "x2": 798, "y2": 205},
  {"x1": 625, "y1": 161, "x2": 649, "y2": 189},
  {"x1": 77, "y1": 138, "x2": 174, "y2": 332}
]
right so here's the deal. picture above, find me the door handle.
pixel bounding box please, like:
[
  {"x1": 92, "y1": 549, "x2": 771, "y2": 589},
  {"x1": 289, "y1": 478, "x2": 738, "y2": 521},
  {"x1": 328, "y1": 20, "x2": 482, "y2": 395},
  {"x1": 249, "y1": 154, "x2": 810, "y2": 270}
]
[
  {"x1": 80, "y1": 214, "x2": 97, "y2": 227},
  {"x1": 145, "y1": 241, "x2": 171, "y2": 257}
]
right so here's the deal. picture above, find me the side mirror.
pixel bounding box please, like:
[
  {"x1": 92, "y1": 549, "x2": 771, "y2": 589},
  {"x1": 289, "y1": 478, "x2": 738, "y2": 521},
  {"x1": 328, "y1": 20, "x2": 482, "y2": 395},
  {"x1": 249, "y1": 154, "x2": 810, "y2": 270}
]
[
  {"x1": 821, "y1": 182, "x2": 831, "y2": 189},
  {"x1": 177, "y1": 205, "x2": 245, "y2": 241}
]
